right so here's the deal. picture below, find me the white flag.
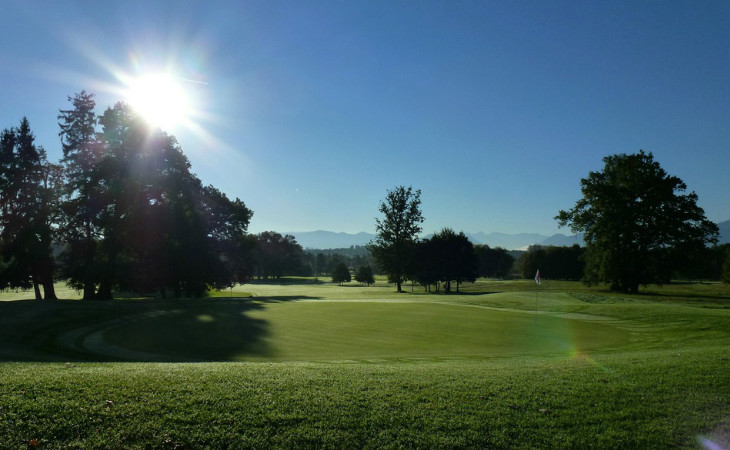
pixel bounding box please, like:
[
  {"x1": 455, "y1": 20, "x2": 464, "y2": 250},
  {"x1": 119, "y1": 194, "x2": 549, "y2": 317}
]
[{"x1": 535, "y1": 270, "x2": 541, "y2": 285}]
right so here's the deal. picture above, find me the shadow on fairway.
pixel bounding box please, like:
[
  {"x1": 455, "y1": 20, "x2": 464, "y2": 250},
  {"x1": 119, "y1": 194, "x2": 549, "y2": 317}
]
[
  {"x1": 0, "y1": 298, "x2": 290, "y2": 362},
  {"x1": 255, "y1": 295, "x2": 323, "y2": 302}
]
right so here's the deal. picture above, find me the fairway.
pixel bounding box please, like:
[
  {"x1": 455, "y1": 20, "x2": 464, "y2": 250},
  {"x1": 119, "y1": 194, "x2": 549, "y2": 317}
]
[
  {"x1": 1, "y1": 280, "x2": 728, "y2": 448},
  {"x1": 102, "y1": 300, "x2": 630, "y2": 361},
  {"x1": 0, "y1": 284, "x2": 638, "y2": 362}
]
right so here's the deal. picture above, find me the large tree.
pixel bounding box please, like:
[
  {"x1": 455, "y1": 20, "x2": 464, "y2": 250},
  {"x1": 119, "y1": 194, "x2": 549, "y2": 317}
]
[
  {"x1": 0, "y1": 119, "x2": 58, "y2": 299},
  {"x1": 254, "y1": 232, "x2": 306, "y2": 279},
  {"x1": 57, "y1": 91, "x2": 104, "y2": 299},
  {"x1": 417, "y1": 228, "x2": 477, "y2": 293},
  {"x1": 556, "y1": 151, "x2": 718, "y2": 292},
  {"x1": 474, "y1": 244, "x2": 515, "y2": 279},
  {"x1": 369, "y1": 185, "x2": 423, "y2": 292}
]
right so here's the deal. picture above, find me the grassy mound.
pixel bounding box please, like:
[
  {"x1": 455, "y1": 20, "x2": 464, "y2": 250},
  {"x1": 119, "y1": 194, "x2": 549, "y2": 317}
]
[{"x1": 0, "y1": 279, "x2": 728, "y2": 447}]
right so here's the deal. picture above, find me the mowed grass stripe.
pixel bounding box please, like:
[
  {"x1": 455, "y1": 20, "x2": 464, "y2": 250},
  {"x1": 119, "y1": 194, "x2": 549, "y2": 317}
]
[{"x1": 103, "y1": 301, "x2": 631, "y2": 361}]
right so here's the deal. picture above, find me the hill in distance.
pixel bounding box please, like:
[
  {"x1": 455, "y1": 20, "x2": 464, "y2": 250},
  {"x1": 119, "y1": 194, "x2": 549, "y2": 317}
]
[
  {"x1": 288, "y1": 230, "x2": 584, "y2": 250},
  {"x1": 290, "y1": 219, "x2": 728, "y2": 250}
]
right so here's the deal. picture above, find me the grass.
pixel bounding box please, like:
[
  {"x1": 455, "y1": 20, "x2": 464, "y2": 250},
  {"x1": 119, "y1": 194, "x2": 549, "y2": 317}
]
[{"x1": 0, "y1": 279, "x2": 729, "y2": 448}]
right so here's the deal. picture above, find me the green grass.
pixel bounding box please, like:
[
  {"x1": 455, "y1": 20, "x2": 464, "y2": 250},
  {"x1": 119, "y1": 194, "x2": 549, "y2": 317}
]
[{"x1": 0, "y1": 279, "x2": 729, "y2": 448}]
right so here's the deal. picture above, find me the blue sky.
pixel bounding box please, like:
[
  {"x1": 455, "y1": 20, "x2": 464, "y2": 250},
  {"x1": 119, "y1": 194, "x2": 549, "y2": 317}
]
[{"x1": 2, "y1": 1, "x2": 729, "y2": 236}]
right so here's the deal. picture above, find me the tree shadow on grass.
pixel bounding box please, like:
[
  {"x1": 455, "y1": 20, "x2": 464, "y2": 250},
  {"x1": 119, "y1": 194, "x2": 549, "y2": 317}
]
[
  {"x1": 253, "y1": 295, "x2": 322, "y2": 302},
  {"x1": 0, "y1": 297, "x2": 312, "y2": 362}
]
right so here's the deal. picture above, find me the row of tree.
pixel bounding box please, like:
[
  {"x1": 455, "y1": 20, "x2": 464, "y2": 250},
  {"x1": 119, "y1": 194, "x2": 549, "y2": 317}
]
[
  {"x1": 367, "y1": 186, "x2": 516, "y2": 292},
  {"x1": 370, "y1": 157, "x2": 725, "y2": 293},
  {"x1": 0, "y1": 92, "x2": 258, "y2": 299}
]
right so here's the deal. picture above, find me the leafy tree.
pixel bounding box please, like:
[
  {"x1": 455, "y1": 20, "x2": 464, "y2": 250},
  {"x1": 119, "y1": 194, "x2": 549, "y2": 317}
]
[
  {"x1": 58, "y1": 96, "x2": 254, "y2": 298},
  {"x1": 202, "y1": 186, "x2": 254, "y2": 288},
  {"x1": 0, "y1": 119, "x2": 58, "y2": 299},
  {"x1": 556, "y1": 151, "x2": 718, "y2": 292},
  {"x1": 723, "y1": 246, "x2": 730, "y2": 284},
  {"x1": 428, "y1": 228, "x2": 477, "y2": 293},
  {"x1": 474, "y1": 245, "x2": 515, "y2": 279},
  {"x1": 254, "y1": 232, "x2": 306, "y2": 279},
  {"x1": 57, "y1": 91, "x2": 104, "y2": 299},
  {"x1": 331, "y1": 262, "x2": 351, "y2": 285},
  {"x1": 369, "y1": 186, "x2": 423, "y2": 292},
  {"x1": 519, "y1": 245, "x2": 584, "y2": 281},
  {"x1": 354, "y1": 265, "x2": 375, "y2": 286}
]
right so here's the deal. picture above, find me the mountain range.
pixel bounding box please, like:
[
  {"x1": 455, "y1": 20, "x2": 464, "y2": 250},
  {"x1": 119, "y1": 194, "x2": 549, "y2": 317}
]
[
  {"x1": 288, "y1": 230, "x2": 583, "y2": 250},
  {"x1": 289, "y1": 219, "x2": 729, "y2": 250}
]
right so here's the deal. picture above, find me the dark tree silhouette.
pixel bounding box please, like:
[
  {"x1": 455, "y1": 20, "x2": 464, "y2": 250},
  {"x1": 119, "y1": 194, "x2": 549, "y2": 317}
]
[
  {"x1": 58, "y1": 94, "x2": 254, "y2": 298},
  {"x1": 369, "y1": 186, "x2": 423, "y2": 292},
  {"x1": 474, "y1": 244, "x2": 515, "y2": 279},
  {"x1": 58, "y1": 91, "x2": 104, "y2": 299},
  {"x1": 254, "y1": 232, "x2": 306, "y2": 279},
  {"x1": 426, "y1": 228, "x2": 477, "y2": 293},
  {"x1": 519, "y1": 245, "x2": 584, "y2": 281},
  {"x1": 0, "y1": 119, "x2": 58, "y2": 299},
  {"x1": 331, "y1": 262, "x2": 352, "y2": 285},
  {"x1": 354, "y1": 265, "x2": 375, "y2": 286},
  {"x1": 557, "y1": 151, "x2": 718, "y2": 292}
]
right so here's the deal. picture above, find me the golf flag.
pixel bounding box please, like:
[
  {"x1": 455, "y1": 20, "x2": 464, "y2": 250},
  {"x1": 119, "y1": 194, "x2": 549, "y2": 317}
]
[{"x1": 535, "y1": 269, "x2": 541, "y2": 285}]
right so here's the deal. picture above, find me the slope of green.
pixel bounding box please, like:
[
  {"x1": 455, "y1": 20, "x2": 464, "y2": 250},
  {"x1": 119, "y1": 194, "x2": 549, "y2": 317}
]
[
  {"x1": 1, "y1": 349, "x2": 728, "y2": 449},
  {"x1": 0, "y1": 280, "x2": 728, "y2": 448}
]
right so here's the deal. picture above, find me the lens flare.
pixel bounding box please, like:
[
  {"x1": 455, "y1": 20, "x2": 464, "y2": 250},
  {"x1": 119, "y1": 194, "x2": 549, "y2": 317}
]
[{"x1": 125, "y1": 73, "x2": 192, "y2": 131}]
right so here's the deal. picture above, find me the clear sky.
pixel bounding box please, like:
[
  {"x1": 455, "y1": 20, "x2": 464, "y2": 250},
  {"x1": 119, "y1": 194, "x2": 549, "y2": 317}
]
[{"x1": 2, "y1": 1, "x2": 729, "y2": 236}]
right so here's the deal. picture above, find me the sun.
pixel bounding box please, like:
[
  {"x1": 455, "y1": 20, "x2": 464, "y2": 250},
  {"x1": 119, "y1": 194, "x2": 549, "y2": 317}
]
[{"x1": 125, "y1": 73, "x2": 192, "y2": 130}]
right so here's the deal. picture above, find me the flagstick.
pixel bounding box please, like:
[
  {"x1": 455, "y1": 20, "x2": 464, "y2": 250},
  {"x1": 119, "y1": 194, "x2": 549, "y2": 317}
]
[
  {"x1": 534, "y1": 269, "x2": 540, "y2": 325},
  {"x1": 534, "y1": 282, "x2": 538, "y2": 325}
]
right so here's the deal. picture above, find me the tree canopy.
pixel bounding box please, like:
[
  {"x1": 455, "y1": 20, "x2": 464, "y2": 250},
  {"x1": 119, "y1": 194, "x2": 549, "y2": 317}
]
[
  {"x1": 0, "y1": 91, "x2": 258, "y2": 300},
  {"x1": 368, "y1": 186, "x2": 423, "y2": 292},
  {"x1": 556, "y1": 150, "x2": 718, "y2": 292},
  {"x1": 0, "y1": 118, "x2": 58, "y2": 299}
]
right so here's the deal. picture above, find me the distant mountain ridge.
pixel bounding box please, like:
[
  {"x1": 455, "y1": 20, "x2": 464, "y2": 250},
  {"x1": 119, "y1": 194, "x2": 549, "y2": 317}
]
[
  {"x1": 290, "y1": 220, "x2": 727, "y2": 249},
  {"x1": 288, "y1": 230, "x2": 585, "y2": 250}
]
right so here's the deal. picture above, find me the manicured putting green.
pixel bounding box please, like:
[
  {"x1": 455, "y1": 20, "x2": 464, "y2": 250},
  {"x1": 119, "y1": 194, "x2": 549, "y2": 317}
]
[{"x1": 103, "y1": 300, "x2": 630, "y2": 361}]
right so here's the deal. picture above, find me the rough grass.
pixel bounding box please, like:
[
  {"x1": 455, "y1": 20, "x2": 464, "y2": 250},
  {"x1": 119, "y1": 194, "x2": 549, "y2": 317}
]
[
  {"x1": 0, "y1": 279, "x2": 728, "y2": 448},
  {"x1": 1, "y1": 349, "x2": 728, "y2": 449}
]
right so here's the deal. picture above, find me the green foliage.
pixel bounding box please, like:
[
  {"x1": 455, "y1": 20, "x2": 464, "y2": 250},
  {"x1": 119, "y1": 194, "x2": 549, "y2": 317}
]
[
  {"x1": 411, "y1": 228, "x2": 477, "y2": 292},
  {"x1": 474, "y1": 244, "x2": 514, "y2": 278},
  {"x1": 557, "y1": 151, "x2": 719, "y2": 292},
  {"x1": 55, "y1": 93, "x2": 254, "y2": 298},
  {"x1": 723, "y1": 246, "x2": 730, "y2": 284},
  {"x1": 369, "y1": 186, "x2": 423, "y2": 292},
  {"x1": 254, "y1": 232, "x2": 307, "y2": 279},
  {"x1": 354, "y1": 265, "x2": 375, "y2": 285},
  {"x1": 330, "y1": 262, "x2": 351, "y2": 285},
  {"x1": 0, "y1": 118, "x2": 57, "y2": 299},
  {"x1": 519, "y1": 244, "x2": 584, "y2": 280}
]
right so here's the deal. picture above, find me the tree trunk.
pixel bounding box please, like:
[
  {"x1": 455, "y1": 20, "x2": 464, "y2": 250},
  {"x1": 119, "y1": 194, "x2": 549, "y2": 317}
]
[
  {"x1": 33, "y1": 279, "x2": 42, "y2": 300},
  {"x1": 42, "y1": 279, "x2": 57, "y2": 300}
]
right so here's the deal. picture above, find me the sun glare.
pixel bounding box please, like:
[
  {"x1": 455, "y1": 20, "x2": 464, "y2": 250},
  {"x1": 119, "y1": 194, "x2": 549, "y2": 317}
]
[{"x1": 125, "y1": 73, "x2": 192, "y2": 130}]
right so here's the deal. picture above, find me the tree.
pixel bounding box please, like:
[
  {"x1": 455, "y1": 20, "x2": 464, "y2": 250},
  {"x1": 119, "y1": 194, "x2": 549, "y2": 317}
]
[
  {"x1": 723, "y1": 246, "x2": 730, "y2": 284},
  {"x1": 519, "y1": 245, "x2": 584, "y2": 281},
  {"x1": 369, "y1": 186, "x2": 423, "y2": 292},
  {"x1": 331, "y1": 262, "x2": 351, "y2": 285},
  {"x1": 57, "y1": 91, "x2": 104, "y2": 299},
  {"x1": 58, "y1": 95, "x2": 255, "y2": 298},
  {"x1": 556, "y1": 151, "x2": 719, "y2": 292},
  {"x1": 254, "y1": 232, "x2": 306, "y2": 279},
  {"x1": 0, "y1": 119, "x2": 58, "y2": 299},
  {"x1": 475, "y1": 245, "x2": 515, "y2": 279},
  {"x1": 354, "y1": 265, "x2": 375, "y2": 286},
  {"x1": 427, "y1": 228, "x2": 477, "y2": 293}
]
